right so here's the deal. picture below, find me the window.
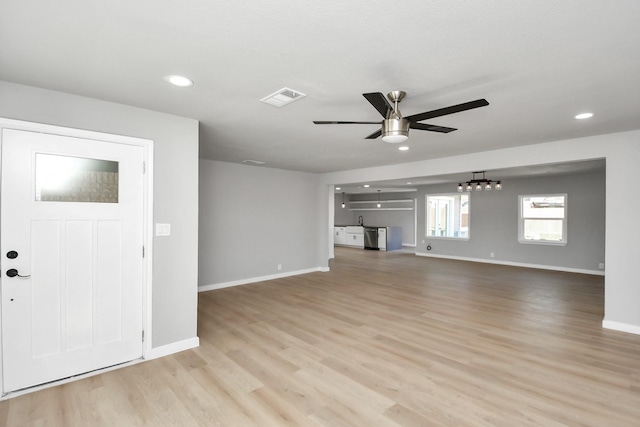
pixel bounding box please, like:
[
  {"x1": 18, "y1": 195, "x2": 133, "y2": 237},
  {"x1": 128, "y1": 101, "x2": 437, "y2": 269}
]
[
  {"x1": 426, "y1": 193, "x2": 469, "y2": 239},
  {"x1": 519, "y1": 194, "x2": 567, "y2": 245},
  {"x1": 35, "y1": 153, "x2": 119, "y2": 203}
]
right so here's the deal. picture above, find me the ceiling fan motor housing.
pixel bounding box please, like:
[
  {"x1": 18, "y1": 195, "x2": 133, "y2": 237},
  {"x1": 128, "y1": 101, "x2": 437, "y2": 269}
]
[{"x1": 382, "y1": 118, "x2": 409, "y2": 143}]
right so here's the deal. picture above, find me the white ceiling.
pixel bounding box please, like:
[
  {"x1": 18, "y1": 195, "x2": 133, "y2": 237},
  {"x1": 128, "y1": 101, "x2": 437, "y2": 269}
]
[{"x1": 1, "y1": 1, "x2": 639, "y2": 175}]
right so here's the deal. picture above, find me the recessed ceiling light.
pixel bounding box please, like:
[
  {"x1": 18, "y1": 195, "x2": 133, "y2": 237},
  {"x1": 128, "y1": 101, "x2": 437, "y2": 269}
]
[
  {"x1": 164, "y1": 75, "x2": 194, "y2": 87},
  {"x1": 336, "y1": 187, "x2": 341, "y2": 191},
  {"x1": 398, "y1": 146, "x2": 409, "y2": 151},
  {"x1": 406, "y1": 182, "x2": 412, "y2": 185},
  {"x1": 364, "y1": 184, "x2": 370, "y2": 188},
  {"x1": 575, "y1": 112, "x2": 593, "y2": 120}
]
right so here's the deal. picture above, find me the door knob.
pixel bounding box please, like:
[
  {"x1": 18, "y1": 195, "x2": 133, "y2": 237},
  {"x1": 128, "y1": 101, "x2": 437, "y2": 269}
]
[{"x1": 6, "y1": 269, "x2": 30, "y2": 278}]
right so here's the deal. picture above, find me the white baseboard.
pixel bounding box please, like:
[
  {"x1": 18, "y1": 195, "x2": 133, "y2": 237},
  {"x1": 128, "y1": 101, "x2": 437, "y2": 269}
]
[
  {"x1": 199, "y1": 267, "x2": 328, "y2": 292},
  {"x1": 602, "y1": 320, "x2": 640, "y2": 335},
  {"x1": 144, "y1": 337, "x2": 200, "y2": 360},
  {"x1": 414, "y1": 252, "x2": 604, "y2": 276}
]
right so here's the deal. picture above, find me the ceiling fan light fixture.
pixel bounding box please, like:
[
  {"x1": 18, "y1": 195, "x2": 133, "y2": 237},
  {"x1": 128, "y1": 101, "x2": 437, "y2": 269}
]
[
  {"x1": 381, "y1": 118, "x2": 410, "y2": 143},
  {"x1": 383, "y1": 134, "x2": 408, "y2": 143},
  {"x1": 164, "y1": 75, "x2": 194, "y2": 87}
]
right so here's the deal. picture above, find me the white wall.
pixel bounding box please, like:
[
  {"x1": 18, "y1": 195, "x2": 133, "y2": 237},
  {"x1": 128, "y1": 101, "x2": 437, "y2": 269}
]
[
  {"x1": 199, "y1": 160, "x2": 327, "y2": 288},
  {"x1": 320, "y1": 130, "x2": 640, "y2": 334},
  {"x1": 0, "y1": 81, "x2": 199, "y2": 348}
]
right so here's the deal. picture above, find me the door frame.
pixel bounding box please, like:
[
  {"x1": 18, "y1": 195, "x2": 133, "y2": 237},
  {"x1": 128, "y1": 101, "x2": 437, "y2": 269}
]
[{"x1": 0, "y1": 117, "x2": 154, "y2": 397}]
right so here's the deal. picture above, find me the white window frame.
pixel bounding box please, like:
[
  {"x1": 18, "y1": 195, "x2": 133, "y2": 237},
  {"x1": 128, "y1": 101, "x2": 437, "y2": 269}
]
[
  {"x1": 425, "y1": 193, "x2": 470, "y2": 240},
  {"x1": 518, "y1": 193, "x2": 567, "y2": 245}
]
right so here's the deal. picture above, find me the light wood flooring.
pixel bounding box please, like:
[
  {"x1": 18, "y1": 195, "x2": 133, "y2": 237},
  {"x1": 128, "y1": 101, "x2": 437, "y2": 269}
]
[{"x1": 2, "y1": 247, "x2": 640, "y2": 426}]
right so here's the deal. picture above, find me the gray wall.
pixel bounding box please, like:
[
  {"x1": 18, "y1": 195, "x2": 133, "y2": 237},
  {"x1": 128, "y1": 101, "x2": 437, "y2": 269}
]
[
  {"x1": 415, "y1": 171, "x2": 605, "y2": 272},
  {"x1": 199, "y1": 159, "x2": 325, "y2": 286},
  {"x1": 0, "y1": 81, "x2": 199, "y2": 348},
  {"x1": 334, "y1": 193, "x2": 354, "y2": 226}
]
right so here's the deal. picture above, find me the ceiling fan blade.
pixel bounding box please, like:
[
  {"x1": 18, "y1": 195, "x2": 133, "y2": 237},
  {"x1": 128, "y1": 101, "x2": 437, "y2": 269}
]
[
  {"x1": 405, "y1": 99, "x2": 489, "y2": 123},
  {"x1": 363, "y1": 92, "x2": 393, "y2": 118},
  {"x1": 410, "y1": 123, "x2": 457, "y2": 133},
  {"x1": 364, "y1": 129, "x2": 382, "y2": 139},
  {"x1": 313, "y1": 120, "x2": 381, "y2": 125}
]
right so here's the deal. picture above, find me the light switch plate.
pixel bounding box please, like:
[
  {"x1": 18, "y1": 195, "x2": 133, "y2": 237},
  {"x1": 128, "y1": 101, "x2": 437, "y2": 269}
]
[{"x1": 156, "y1": 223, "x2": 171, "y2": 237}]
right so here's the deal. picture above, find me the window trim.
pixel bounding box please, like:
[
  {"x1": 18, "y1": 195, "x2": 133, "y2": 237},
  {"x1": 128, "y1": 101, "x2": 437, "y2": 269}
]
[
  {"x1": 518, "y1": 193, "x2": 567, "y2": 246},
  {"x1": 425, "y1": 192, "x2": 470, "y2": 241}
]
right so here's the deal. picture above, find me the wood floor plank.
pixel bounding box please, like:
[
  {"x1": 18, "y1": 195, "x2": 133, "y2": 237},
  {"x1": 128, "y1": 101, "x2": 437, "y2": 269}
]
[{"x1": 2, "y1": 247, "x2": 640, "y2": 426}]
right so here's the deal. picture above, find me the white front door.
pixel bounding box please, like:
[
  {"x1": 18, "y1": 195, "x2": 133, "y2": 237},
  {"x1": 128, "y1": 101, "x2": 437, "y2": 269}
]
[{"x1": 1, "y1": 128, "x2": 144, "y2": 393}]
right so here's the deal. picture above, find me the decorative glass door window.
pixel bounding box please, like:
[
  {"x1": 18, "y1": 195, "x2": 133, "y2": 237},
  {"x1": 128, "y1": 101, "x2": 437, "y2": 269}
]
[{"x1": 35, "y1": 154, "x2": 119, "y2": 203}]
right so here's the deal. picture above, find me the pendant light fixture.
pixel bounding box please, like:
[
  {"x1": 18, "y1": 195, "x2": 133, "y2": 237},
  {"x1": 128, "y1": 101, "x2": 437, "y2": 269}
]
[
  {"x1": 457, "y1": 171, "x2": 502, "y2": 192},
  {"x1": 377, "y1": 190, "x2": 381, "y2": 208},
  {"x1": 341, "y1": 192, "x2": 346, "y2": 208}
]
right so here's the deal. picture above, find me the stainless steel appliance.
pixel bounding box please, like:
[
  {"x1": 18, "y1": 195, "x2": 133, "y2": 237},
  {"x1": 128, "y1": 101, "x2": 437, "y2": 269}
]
[{"x1": 364, "y1": 227, "x2": 378, "y2": 250}]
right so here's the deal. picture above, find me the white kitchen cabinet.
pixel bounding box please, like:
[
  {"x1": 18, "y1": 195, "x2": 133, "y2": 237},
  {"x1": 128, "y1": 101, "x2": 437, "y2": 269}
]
[
  {"x1": 346, "y1": 232, "x2": 364, "y2": 248},
  {"x1": 378, "y1": 227, "x2": 387, "y2": 251},
  {"x1": 345, "y1": 226, "x2": 364, "y2": 248},
  {"x1": 334, "y1": 227, "x2": 347, "y2": 245}
]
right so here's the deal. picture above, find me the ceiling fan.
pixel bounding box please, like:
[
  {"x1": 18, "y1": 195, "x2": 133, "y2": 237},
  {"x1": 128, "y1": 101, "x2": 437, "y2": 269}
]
[{"x1": 313, "y1": 91, "x2": 489, "y2": 143}]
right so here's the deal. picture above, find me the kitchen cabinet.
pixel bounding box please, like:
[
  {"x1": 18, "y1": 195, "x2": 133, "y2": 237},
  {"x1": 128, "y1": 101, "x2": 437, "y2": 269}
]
[
  {"x1": 378, "y1": 228, "x2": 386, "y2": 251},
  {"x1": 334, "y1": 227, "x2": 346, "y2": 245},
  {"x1": 346, "y1": 233, "x2": 364, "y2": 248},
  {"x1": 335, "y1": 225, "x2": 399, "y2": 250},
  {"x1": 344, "y1": 226, "x2": 364, "y2": 248},
  {"x1": 377, "y1": 226, "x2": 402, "y2": 251}
]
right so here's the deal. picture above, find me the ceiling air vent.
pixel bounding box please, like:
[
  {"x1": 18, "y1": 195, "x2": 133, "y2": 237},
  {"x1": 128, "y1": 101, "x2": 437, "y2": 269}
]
[{"x1": 260, "y1": 87, "x2": 306, "y2": 107}]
